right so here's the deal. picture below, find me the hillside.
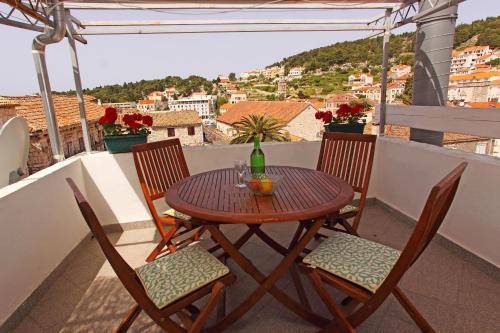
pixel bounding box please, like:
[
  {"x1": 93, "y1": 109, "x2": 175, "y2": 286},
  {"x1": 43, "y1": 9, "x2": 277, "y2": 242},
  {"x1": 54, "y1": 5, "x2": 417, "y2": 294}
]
[
  {"x1": 271, "y1": 16, "x2": 499, "y2": 72},
  {"x1": 59, "y1": 16, "x2": 498, "y2": 103},
  {"x1": 56, "y1": 75, "x2": 215, "y2": 103}
]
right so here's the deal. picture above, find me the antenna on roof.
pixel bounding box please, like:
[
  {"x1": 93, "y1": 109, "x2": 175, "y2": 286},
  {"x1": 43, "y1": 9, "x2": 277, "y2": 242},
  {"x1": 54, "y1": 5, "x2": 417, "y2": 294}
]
[{"x1": 0, "y1": 117, "x2": 30, "y2": 189}]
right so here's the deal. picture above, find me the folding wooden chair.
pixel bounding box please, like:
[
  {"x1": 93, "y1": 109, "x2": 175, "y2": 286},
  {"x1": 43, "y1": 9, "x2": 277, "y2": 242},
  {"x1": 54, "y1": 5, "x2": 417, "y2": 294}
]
[
  {"x1": 66, "y1": 178, "x2": 235, "y2": 333},
  {"x1": 301, "y1": 162, "x2": 467, "y2": 333},
  {"x1": 132, "y1": 139, "x2": 205, "y2": 262},
  {"x1": 316, "y1": 132, "x2": 377, "y2": 235}
]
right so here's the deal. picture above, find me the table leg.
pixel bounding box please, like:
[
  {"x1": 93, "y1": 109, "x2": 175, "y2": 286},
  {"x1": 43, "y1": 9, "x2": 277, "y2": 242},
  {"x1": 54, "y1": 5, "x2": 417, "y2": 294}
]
[
  {"x1": 204, "y1": 220, "x2": 328, "y2": 332},
  {"x1": 287, "y1": 222, "x2": 311, "y2": 309}
]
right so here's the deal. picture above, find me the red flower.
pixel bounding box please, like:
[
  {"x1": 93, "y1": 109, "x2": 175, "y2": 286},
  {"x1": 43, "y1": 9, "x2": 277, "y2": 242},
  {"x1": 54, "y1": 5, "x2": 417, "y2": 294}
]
[
  {"x1": 142, "y1": 115, "x2": 153, "y2": 127},
  {"x1": 322, "y1": 111, "x2": 333, "y2": 124},
  {"x1": 315, "y1": 111, "x2": 324, "y2": 120},
  {"x1": 133, "y1": 113, "x2": 142, "y2": 121},
  {"x1": 128, "y1": 121, "x2": 141, "y2": 129},
  {"x1": 104, "y1": 107, "x2": 118, "y2": 123},
  {"x1": 336, "y1": 104, "x2": 351, "y2": 118},
  {"x1": 352, "y1": 104, "x2": 364, "y2": 113},
  {"x1": 122, "y1": 114, "x2": 133, "y2": 125},
  {"x1": 99, "y1": 115, "x2": 111, "y2": 124}
]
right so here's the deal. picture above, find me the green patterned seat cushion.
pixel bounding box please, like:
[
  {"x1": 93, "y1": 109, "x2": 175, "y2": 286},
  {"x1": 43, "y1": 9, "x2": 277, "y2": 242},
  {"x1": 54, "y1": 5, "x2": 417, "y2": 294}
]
[
  {"x1": 135, "y1": 244, "x2": 229, "y2": 309},
  {"x1": 303, "y1": 232, "x2": 400, "y2": 293},
  {"x1": 339, "y1": 204, "x2": 359, "y2": 215},
  {"x1": 163, "y1": 208, "x2": 191, "y2": 221}
]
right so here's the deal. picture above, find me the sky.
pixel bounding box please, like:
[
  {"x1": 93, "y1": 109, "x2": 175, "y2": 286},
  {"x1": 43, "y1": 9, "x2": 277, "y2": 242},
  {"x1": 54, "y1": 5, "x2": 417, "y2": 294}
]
[{"x1": 0, "y1": 0, "x2": 498, "y2": 95}]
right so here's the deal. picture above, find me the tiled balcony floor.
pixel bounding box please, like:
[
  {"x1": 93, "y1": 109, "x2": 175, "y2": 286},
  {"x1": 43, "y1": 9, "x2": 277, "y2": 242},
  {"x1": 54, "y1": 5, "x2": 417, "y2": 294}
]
[{"x1": 10, "y1": 204, "x2": 500, "y2": 333}]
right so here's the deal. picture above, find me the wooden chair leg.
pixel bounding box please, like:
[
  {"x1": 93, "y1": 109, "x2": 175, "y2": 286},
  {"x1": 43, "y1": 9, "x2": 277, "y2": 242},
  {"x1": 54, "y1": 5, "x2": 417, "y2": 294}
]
[
  {"x1": 146, "y1": 239, "x2": 168, "y2": 263},
  {"x1": 217, "y1": 256, "x2": 227, "y2": 320},
  {"x1": 115, "y1": 303, "x2": 142, "y2": 333},
  {"x1": 392, "y1": 287, "x2": 435, "y2": 333},
  {"x1": 306, "y1": 269, "x2": 356, "y2": 333},
  {"x1": 188, "y1": 282, "x2": 225, "y2": 333}
]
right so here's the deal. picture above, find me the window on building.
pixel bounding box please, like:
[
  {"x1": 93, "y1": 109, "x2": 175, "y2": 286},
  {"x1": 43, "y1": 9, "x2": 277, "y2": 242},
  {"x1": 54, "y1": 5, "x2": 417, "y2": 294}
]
[
  {"x1": 475, "y1": 142, "x2": 487, "y2": 155},
  {"x1": 188, "y1": 126, "x2": 195, "y2": 136},
  {"x1": 167, "y1": 128, "x2": 175, "y2": 137}
]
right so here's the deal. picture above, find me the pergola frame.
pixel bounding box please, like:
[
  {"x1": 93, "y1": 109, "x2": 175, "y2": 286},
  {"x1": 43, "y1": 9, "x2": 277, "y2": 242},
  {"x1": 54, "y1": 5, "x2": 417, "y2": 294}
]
[{"x1": 0, "y1": 0, "x2": 463, "y2": 162}]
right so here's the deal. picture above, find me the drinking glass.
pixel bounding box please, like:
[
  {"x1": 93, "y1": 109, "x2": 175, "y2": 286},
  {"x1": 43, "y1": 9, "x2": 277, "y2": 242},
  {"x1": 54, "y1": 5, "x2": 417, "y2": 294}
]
[{"x1": 234, "y1": 160, "x2": 247, "y2": 188}]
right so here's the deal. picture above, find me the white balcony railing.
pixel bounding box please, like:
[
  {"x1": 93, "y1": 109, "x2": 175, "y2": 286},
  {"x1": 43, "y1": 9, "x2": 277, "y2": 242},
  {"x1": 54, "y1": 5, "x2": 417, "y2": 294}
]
[{"x1": 1, "y1": 138, "x2": 500, "y2": 326}]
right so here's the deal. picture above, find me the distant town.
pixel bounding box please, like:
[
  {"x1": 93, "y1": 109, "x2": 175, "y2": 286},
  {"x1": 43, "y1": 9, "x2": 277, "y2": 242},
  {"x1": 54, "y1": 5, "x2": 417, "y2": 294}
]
[{"x1": 1, "y1": 42, "x2": 499, "y2": 174}]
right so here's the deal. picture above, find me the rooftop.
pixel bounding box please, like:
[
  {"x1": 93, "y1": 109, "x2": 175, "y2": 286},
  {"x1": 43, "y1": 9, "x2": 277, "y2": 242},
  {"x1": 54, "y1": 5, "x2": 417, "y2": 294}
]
[
  {"x1": 146, "y1": 110, "x2": 202, "y2": 127},
  {"x1": 0, "y1": 95, "x2": 103, "y2": 133},
  {"x1": 217, "y1": 101, "x2": 313, "y2": 125}
]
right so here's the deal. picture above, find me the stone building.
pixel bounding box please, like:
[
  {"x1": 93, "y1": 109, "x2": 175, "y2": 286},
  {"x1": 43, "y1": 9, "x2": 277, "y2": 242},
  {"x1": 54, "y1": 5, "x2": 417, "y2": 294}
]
[
  {"x1": 216, "y1": 101, "x2": 322, "y2": 141},
  {"x1": 146, "y1": 110, "x2": 203, "y2": 146},
  {"x1": 0, "y1": 95, "x2": 105, "y2": 174},
  {"x1": 448, "y1": 71, "x2": 500, "y2": 103}
]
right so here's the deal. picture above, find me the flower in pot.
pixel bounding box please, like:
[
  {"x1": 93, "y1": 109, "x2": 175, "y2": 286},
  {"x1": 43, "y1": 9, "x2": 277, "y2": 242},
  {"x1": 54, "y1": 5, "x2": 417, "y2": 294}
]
[
  {"x1": 315, "y1": 103, "x2": 367, "y2": 134},
  {"x1": 99, "y1": 107, "x2": 153, "y2": 153}
]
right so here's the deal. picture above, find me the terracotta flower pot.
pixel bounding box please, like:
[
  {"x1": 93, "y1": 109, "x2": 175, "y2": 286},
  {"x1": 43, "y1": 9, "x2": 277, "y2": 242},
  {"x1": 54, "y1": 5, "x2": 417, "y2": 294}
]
[
  {"x1": 324, "y1": 123, "x2": 365, "y2": 134},
  {"x1": 103, "y1": 134, "x2": 147, "y2": 154}
]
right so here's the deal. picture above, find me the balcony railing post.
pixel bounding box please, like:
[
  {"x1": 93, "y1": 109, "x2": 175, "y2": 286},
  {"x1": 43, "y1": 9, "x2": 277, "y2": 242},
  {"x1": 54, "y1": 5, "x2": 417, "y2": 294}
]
[
  {"x1": 32, "y1": 0, "x2": 66, "y2": 163},
  {"x1": 410, "y1": 0, "x2": 458, "y2": 146},
  {"x1": 66, "y1": 11, "x2": 92, "y2": 154},
  {"x1": 379, "y1": 8, "x2": 392, "y2": 137}
]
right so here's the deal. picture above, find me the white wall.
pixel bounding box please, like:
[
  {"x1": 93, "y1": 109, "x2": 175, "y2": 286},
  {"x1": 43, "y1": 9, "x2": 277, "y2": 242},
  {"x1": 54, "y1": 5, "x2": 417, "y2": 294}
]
[
  {"x1": 371, "y1": 137, "x2": 500, "y2": 267},
  {"x1": 286, "y1": 105, "x2": 323, "y2": 141},
  {"x1": 0, "y1": 158, "x2": 88, "y2": 325},
  {"x1": 79, "y1": 141, "x2": 322, "y2": 226}
]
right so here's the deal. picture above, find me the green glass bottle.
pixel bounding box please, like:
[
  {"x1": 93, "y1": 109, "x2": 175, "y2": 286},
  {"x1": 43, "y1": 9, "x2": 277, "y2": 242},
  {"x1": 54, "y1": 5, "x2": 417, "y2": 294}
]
[{"x1": 250, "y1": 135, "x2": 265, "y2": 177}]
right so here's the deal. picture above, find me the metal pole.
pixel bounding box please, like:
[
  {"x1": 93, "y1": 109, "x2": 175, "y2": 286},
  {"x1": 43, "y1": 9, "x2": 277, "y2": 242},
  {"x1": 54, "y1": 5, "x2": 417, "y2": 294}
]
[
  {"x1": 66, "y1": 14, "x2": 92, "y2": 154},
  {"x1": 379, "y1": 8, "x2": 392, "y2": 136},
  {"x1": 32, "y1": 1, "x2": 66, "y2": 162},
  {"x1": 410, "y1": 0, "x2": 458, "y2": 146}
]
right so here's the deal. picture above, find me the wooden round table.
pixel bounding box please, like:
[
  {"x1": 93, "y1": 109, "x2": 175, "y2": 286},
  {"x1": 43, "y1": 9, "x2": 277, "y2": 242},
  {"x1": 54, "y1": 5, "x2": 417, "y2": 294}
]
[
  {"x1": 166, "y1": 165, "x2": 354, "y2": 224},
  {"x1": 166, "y1": 166, "x2": 354, "y2": 332}
]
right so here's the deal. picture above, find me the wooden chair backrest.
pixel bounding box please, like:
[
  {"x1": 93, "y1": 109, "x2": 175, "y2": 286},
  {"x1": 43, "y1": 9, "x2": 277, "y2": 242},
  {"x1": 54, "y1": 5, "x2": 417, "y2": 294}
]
[
  {"x1": 316, "y1": 132, "x2": 377, "y2": 193},
  {"x1": 132, "y1": 139, "x2": 190, "y2": 201},
  {"x1": 65, "y1": 178, "x2": 177, "y2": 329},
  {"x1": 349, "y1": 162, "x2": 468, "y2": 327}
]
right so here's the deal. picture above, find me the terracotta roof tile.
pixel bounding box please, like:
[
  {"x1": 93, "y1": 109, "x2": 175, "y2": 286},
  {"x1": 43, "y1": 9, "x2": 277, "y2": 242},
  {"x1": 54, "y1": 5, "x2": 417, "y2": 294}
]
[
  {"x1": 0, "y1": 95, "x2": 104, "y2": 133},
  {"x1": 465, "y1": 101, "x2": 500, "y2": 108},
  {"x1": 145, "y1": 110, "x2": 202, "y2": 127},
  {"x1": 217, "y1": 101, "x2": 312, "y2": 125},
  {"x1": 138, "y1": 99, "x2": 155, "y2": 105},
  {"x1": 326, "y1": 93, "x2": 358, "y2": 104},
  {"x1": 450, "y1": 71, "x2": 500, "y2": 81}
]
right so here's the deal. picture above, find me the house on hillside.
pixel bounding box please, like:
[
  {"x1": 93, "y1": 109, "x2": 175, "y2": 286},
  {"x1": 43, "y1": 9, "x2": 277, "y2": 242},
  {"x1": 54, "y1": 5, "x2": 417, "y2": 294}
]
[
  {"x1": 448, "y1": 71, "x2": 500, "y2": 103},
  {"x1": 168, "y1": 94, "x2": 216, "y2": 119},
  {"x1": 388, "y1": 65, "x2": 412, "y2": 79},
  {"x1": 147, "y1": 91, "x2": 164, "y2": 102},
  {"x1": 451, "y1": 46, "x2": 493, "y2": 74},
  {"x1": 288, "y1": 66, "x2": 304, "y2": 80},
  {"x1": 145, "y1": 110, "x2": 203, "y2": 146},
  {"x1": 216, "y1": 101, "x2": 322, "y2": 141},
  {"x1": 137, "y1": 99, "x2": 157, "y2": 112},
  {"x1": 348, "y1": 73, "x2": 373, "y2": 87},
  {"x1": 229, "y1": 91, "x2": 247, "y2": 104},
  {"x1": 325, "y1": 93, "x2": 358, "y2": 110},
  {"x1": 0, "y1": 95, "x2": 105, "y2": 174}
]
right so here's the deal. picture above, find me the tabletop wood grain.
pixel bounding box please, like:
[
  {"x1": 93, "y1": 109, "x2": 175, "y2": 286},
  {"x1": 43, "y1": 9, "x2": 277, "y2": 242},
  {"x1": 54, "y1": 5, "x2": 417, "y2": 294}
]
[{"x1": 166, "y1": 166, "x2": 354, "y2": 224}]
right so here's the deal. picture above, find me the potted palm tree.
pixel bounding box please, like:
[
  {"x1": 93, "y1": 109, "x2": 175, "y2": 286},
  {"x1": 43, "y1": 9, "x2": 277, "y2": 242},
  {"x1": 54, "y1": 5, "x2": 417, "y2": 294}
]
[
  {"x1": 315, "y1": 103, "x2": 367, "y2": 134},
  {"x1": 99, "y1": 107, "x2": 153, "y2": 153},
  {"x1": 230, "y1": 114, "x2": 288, "y2": 144}
]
